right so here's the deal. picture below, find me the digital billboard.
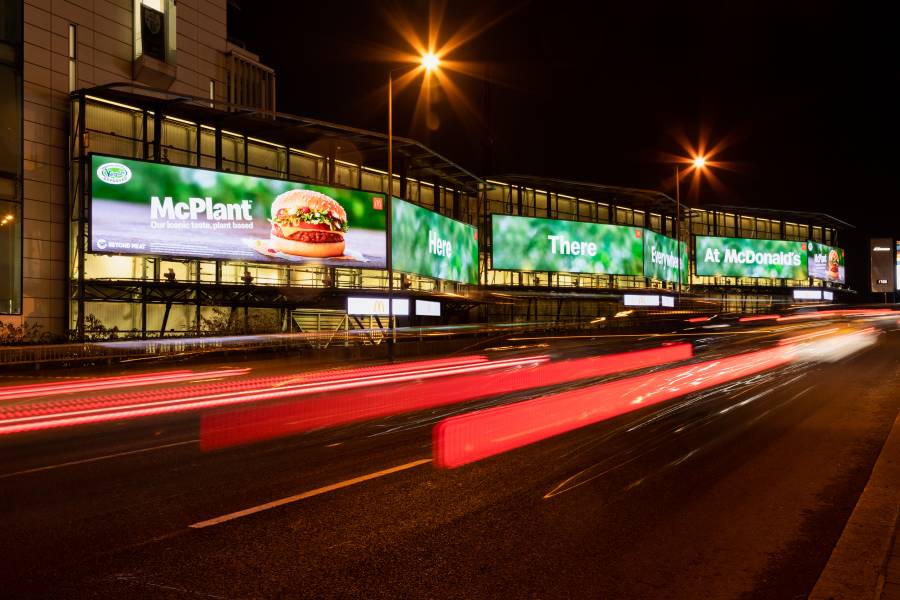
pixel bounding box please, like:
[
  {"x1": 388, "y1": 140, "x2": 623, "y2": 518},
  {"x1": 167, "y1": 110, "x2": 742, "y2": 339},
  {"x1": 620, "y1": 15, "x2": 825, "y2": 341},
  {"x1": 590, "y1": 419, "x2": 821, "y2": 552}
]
[
  {"x1": 896, "y1": 242, "x2": 900, "y2": 291},
  {"x1": 89, "y1": 154, "x2": 387, "y2": 268},
  {"x1": 695, "y1": 236, "x2": 807, "y2": 280},
  {"x1": 870, "y1": 238, "x2": 894, "y2": 293},
  {"x1": 391, "y1": 198, "x2": 479, "y2": 284},
  {"x1": 807, "y1": 241, "x2": 845, "y2": 283},
  {"x1": 491, "y1": 215, "x2": 644, "y2": 275},
  {"x1": 643, "y1": 229, "x2": 688, "y2": 284}
]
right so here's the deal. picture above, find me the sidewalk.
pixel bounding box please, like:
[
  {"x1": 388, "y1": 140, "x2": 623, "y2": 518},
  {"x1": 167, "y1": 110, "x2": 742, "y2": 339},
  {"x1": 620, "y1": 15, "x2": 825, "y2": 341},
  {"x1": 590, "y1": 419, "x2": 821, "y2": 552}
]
[
  {"x1": 882, "y1": 532, "x2": 900, "y2": 599},
  {"x1": 810, "y1": 400, "x2": 900, "y2": 599}
]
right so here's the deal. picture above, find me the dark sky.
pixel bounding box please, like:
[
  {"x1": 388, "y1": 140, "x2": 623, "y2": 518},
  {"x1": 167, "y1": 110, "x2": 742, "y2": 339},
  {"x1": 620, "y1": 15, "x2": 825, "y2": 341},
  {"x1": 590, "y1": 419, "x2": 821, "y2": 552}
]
[{"x1": 231, "y1": 0, "x2": 898, "y2": 243}]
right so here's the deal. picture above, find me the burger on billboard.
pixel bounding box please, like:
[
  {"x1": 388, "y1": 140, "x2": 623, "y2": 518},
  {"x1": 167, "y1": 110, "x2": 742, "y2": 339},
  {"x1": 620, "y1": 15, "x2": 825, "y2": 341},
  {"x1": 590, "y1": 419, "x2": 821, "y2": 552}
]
[
  {"x1": 806, "y1": 241, "x2": 846, "y2": 283},
  {"x1": 89, "y1": 154, "x2": 387, "y2": 268}
]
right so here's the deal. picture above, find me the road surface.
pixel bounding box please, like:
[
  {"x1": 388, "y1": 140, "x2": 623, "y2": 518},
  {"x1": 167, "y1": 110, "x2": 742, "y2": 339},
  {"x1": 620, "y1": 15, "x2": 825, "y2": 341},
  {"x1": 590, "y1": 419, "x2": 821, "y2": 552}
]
[{"x1": 1, "y1": 318, "x2": 898, "y2": 599}]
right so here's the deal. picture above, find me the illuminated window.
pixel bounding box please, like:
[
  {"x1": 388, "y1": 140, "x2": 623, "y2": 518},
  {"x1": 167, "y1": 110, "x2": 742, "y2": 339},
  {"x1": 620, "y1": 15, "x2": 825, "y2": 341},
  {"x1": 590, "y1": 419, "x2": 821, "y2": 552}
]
[
  {"x1": 133, "y1": 0, "x2": 176, "y2": 68},
  {"x1": 0, "y1": 202, "x2": 20, "y2": 314},
  {"x1": 0, "y1": 1, "x2": 21, "y2": 314},
  {"x1": 68, "y1": 24, "x2": 77, "y2": 92}
]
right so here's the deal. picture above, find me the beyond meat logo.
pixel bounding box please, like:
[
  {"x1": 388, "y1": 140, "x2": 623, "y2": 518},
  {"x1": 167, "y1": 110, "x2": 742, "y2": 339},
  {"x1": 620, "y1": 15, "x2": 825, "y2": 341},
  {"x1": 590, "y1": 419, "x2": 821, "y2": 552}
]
[{"x1": 96, "y1": 163, "x2": 132, "y2": 185}]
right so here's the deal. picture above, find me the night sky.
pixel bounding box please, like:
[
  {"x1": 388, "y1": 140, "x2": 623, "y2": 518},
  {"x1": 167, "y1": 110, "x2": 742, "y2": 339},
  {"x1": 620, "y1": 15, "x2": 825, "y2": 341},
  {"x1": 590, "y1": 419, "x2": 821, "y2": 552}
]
[{"x1": 231, "y1": 1, "x2": 898, "y2": 288}]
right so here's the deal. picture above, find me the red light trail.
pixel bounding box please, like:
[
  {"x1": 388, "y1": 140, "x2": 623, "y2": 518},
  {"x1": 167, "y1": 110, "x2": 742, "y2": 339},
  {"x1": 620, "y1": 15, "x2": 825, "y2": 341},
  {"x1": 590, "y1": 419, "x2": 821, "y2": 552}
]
[
  {"x1": 0, "y1": 368, "x2": 250, "y2": 403},
  {"x1": 199, "y1": 344, "x2": 693, "y2": 450},
  {"x1": 0, "y1": 355, "x2": 545, "y2": 436},
  {"x1": 433, "y1": 345, "x2": 795, "y2": 468}
]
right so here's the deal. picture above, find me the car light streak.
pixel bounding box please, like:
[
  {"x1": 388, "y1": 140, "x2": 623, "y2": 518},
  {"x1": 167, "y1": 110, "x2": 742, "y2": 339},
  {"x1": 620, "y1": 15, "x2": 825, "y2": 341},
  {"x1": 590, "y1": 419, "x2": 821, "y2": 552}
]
[
  {"x1": 776, "y1": 308, "x2": 897, "y2": 322},
  {"x1": 432, "y1": 328, "x2": 878, "y2": 468},
  {"x1": 198, "y1": 344, "x2": 693, "y2": 451},
  {"x1": 0, "y1": 355, "x2": 547, "y2": 436},
  {"x1": 433, "y1": 347, "x2": 794, "y2": 468},
  {"x1": 0, "y1": 368, "x2": 251, "y2": 403},
  {"x1": 738, "y1": 314, "x2": 781, "y2": 322}
]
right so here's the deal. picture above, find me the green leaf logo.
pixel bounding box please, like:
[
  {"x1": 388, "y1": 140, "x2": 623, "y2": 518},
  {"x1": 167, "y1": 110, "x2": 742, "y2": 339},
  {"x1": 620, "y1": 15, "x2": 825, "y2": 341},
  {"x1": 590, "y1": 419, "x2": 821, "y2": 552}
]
[{"x1": 97, "y1": 163, "x2": 132, "y2": 185}]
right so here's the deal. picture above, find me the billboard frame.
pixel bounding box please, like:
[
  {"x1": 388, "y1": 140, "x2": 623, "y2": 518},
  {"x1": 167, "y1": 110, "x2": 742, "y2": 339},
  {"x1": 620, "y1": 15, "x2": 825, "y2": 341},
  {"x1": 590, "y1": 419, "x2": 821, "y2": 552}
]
[
  {"x1": 391, "y1": 196, "x2": 480, "y2": 285},
  {"x1": 86, "y1": 151, "x2": 389, "y2": 266}
]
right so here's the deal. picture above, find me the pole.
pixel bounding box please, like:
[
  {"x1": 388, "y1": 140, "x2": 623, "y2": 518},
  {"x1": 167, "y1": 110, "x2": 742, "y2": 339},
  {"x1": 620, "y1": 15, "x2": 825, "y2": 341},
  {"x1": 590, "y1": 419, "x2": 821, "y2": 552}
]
[
  {"x1": 387, "y1": 72, "x2": 395, "y2": 358},
  {"x1": 675, "y1": 165, "x2": 681, "y2": 297}
]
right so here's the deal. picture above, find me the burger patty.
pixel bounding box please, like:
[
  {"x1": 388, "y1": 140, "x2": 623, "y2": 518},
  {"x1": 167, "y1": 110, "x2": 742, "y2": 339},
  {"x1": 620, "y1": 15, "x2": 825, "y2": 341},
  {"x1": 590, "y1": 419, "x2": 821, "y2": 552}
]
[{"x1": 284, "y1": 230, "x2": 344, "y2": 243}]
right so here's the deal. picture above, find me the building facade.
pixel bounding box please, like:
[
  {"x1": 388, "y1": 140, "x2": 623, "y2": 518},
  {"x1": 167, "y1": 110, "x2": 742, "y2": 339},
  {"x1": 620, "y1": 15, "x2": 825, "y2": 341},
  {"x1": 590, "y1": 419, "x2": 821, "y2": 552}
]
[
  {"x1": 2, "y1": 1, "x2": 852, "y2": 342},
  {"x1": 4, "y1": 0, "x2": 271, "y2": 337}
]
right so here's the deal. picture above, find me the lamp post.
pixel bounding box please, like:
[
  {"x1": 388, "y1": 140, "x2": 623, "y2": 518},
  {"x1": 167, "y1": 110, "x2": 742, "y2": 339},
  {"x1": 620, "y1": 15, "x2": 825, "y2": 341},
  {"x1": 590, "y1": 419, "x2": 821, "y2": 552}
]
[
  {"x1": 674, "y1": 155, "x2": 708, "y2": 296},
  {"x1": 675, "y1": 164, "x2": 682, "y2": 295},
  {"x1": 387, "y1": 52, "x2": 440, "y2": 357}
]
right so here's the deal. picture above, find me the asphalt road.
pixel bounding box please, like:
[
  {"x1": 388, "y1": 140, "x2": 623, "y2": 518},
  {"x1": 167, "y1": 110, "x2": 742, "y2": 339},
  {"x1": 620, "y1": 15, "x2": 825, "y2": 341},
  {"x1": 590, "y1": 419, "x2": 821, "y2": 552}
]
[{"x1": 1, "y1": 325, "x2": 898, "y2": 599}]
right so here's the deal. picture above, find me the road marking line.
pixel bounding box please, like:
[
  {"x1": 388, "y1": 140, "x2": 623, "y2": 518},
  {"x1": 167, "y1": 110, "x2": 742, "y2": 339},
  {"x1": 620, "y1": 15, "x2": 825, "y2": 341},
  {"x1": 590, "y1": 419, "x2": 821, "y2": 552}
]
[
  {"x1": 0, "y1": 439, "x2": 198, "y2": 479},
  {"x1": 190, "y1": 458, "x2": 432, "y2": 529}
]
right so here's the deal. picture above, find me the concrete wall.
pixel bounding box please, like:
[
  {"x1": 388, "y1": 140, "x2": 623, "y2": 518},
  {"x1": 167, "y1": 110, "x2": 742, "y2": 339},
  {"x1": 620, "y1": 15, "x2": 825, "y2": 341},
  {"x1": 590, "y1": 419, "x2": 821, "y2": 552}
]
[{"x1": 12, "y1": 0, "x2": 230, "y2": 336}]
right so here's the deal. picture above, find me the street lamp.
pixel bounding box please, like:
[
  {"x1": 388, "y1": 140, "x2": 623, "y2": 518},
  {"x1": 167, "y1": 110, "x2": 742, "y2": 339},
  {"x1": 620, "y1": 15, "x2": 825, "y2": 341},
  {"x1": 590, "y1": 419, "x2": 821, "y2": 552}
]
[
  {"x1": 674, "y1": 155, "x2": 708, "y2": 294},
  {"x1": 386, "y1": 52, "x2": 440, "y2": 356}
]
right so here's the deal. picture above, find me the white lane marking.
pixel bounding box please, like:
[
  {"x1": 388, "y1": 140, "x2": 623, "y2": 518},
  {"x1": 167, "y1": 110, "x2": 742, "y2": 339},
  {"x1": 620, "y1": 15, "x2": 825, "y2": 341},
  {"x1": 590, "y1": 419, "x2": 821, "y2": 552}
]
[
  {"x1": 0, "y1": 439, "x2": 198, "y2": 479},
  {"x1": 787, "y1": 385, "x2": 815, "y2": 401},
  {"x1": 190, "y1": 458, "x2": 432, "y2": 529}
]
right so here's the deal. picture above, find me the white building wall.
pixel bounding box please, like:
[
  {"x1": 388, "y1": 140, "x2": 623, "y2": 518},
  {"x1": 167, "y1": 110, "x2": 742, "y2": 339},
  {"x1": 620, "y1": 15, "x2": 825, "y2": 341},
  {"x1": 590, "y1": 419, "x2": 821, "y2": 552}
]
[{"x1": 14, "y1": 0, "x2": 230, "y2": 335}]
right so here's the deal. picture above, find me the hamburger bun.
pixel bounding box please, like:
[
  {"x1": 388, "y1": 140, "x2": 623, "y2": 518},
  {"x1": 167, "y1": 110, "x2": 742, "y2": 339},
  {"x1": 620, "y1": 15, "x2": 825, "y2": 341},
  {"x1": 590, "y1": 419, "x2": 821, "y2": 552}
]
[
  {"x1": 272, "y1": 189, "x2": 348, "y2": 223},
  {"x1": 269, "y1": 234, "x2": 345, "y2": 258},
  {"x1": 270, "y1": 189, "x2": 348, "y2": 258}
]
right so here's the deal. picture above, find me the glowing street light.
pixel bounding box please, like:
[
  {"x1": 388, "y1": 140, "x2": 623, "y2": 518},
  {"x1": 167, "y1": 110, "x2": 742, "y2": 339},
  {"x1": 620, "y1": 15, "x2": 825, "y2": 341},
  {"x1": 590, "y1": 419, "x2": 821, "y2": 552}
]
[
  {"x1": 386, "y1": 50, "x2": 443, "y2": 356},
  {"x1": 692, "y1": 155, "x2": 707, "y2": 169},
  {"x1": 421, "y1": 52, "x2": 440, "y2": 71}
]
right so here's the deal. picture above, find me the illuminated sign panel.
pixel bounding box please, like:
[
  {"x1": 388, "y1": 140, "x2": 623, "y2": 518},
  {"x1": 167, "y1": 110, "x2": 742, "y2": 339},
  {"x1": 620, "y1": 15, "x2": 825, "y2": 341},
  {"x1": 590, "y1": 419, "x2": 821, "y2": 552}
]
[
  {"x1": 643, "y1": 230, "x2": 688, "y2": 284},
  {"x1": 623, "y1": 294, "x2": 659, "y2": 307},
  {"x1": 807, "y1": 241, "x2": 846, "y2": 284},
  {"x1": 392, "y1": 199, "x2": 479, "y2": 285},
  {"x1": 346, "y1": 297, "x2": 409, "y2": 316},
  {"x1": 89, "y1": 154, "x2": 387, "y2": 268},
  {"x1": 491, "y1": 215, "x2": 644, "y2": 275},
  {"x1": 870, "y1": 238, "x2": 895, "y2": 293},
  {"x1": 793, "y1": 289, "x2": 822, "y2": 300},
  {"x1": 896, "y1": 242, "x2": 900, "y2": 291},
  {"x1": 695, "y1": 236, "x2": 807, "y2": 280},
  {"x1": 415, "y1": 299, "x2": 441, "y2": 316}
]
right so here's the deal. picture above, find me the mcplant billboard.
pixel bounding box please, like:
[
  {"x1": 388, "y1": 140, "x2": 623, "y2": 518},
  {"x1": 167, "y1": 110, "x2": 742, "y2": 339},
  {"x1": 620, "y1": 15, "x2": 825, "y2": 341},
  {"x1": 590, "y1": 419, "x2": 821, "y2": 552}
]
[
  {"x1": 643, "y1": 230, "x2": 688, "y2": 284},
  {"x1": 807, "y1": 241, "x2": 846, "y2": 284},
  {"x1": 491, "y1": 215, "x2": 643, "y2": 275},
  {"x1": 695, "y1": 236, "x2": 807, "y2": 280},
  {"x1": 391, "y1": 198, "x2": 479, "y2": 284},
  {"x1": 89, "y1": 154, "x2": 387, "y2": 268}
]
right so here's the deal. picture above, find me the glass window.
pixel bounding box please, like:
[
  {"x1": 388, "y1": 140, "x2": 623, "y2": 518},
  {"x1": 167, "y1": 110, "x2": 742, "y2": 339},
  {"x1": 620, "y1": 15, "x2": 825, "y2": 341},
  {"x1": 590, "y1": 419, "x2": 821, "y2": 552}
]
[
  {"x1": 133, "y1": 0, "x2": 176, "y2": 64},
  {"x1": 0, "y1": 201, "x2": 20, "y2": 314},
  {"x1": 0, "y1": 62, "x2": 20, "y2": 176}
]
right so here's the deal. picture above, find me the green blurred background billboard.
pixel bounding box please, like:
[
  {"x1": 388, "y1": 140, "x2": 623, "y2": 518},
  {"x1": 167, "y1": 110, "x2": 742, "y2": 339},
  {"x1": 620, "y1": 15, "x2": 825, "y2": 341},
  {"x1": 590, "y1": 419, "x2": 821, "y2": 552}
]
[
  {"x1": 643, "y1": 229, "x2": 688, "y2": 284},
  {"x1": 491, "y1": 215, "x2": 644, "y2": 275},
  {"x1": 391, "y1": 198, "x2": 479, "y2": 284},
  {"x1": 695, "y1": 235, "x2": 807, "y2": 279}
]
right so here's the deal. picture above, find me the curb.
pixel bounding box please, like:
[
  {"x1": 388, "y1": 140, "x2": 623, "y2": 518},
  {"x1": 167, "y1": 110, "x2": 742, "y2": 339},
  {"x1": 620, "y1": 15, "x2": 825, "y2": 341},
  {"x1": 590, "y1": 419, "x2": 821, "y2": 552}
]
[{"x1": 810, "y1": 408, "x2": 900, "y2": 599}]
